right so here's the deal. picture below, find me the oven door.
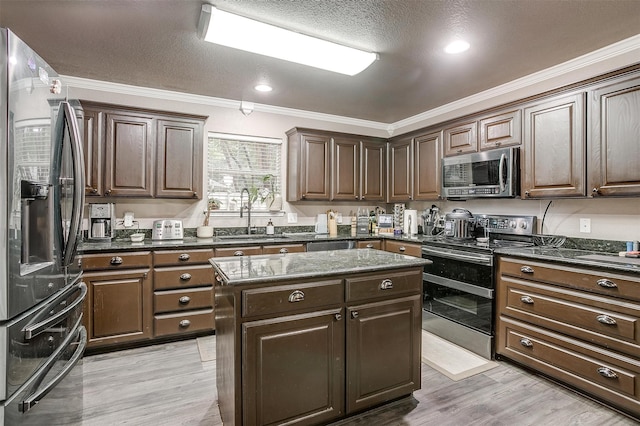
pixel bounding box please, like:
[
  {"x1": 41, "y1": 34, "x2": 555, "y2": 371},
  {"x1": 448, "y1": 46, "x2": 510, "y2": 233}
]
[{"x1": 421, "y1": 245, "x2": 494, "y2": 334}]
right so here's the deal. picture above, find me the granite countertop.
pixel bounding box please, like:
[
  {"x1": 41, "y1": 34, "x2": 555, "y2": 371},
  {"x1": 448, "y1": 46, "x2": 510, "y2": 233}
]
[
  {"x1": 210, "y1": 248, "x2": 430, "y2": 286},
  {"x1": 78, "y1": 233, "x2": 423, "y2": 253},
  {"x1": 495, "y1": 246, "x2": 640, "y2": 274}
]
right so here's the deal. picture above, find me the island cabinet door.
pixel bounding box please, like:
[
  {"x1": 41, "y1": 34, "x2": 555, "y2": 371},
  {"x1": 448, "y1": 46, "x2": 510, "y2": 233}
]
[
  {"x1": 346, "y1": 295, "x2": 422, "y2": 414},
  {"x1": 242, "y1": 308, "x2": 345, "y2": 426}
]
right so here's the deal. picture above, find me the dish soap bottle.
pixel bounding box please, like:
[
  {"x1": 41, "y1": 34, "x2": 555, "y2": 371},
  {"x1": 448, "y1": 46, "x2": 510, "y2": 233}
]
[{"x1": 266, "y1": 219, "x2": 275, "y2": 235}]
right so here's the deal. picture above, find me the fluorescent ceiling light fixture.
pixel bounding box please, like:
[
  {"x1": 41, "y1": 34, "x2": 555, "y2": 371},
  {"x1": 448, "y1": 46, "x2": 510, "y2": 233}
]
[
  {"x1": 254, "y1": 84, "x2": 273, "y2": 92},
  {"x1": 444, "y1": 40, "x2": 470, "y2": 54},
  {"x1": 198, "y1": 4, "x2": 378, "y2": 76}
]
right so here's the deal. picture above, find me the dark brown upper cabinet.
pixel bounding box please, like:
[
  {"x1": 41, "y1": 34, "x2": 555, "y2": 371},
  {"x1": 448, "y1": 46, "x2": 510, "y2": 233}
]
[
  {"x1": 413, "y1": 131, "x2": 441, "y2": 201},
  {"x1": 387, "y1": 136, "x2": 413, "y2": 202},
  {"x1": 522, "y1": 92, "x2": 586, "y2": 198},
  {"x1": 590, "y1": 75, "x2": 640, "y2": 197},
  {"x1": 360, "y1": 140, "x2": 385, "y2": 201},
  {"x1": 443, "y1": 120, "x2": 478, "y2": 156},
  {"x1": 479, "y1": 109, "x2": 522, "y2": 151},
  {"x1": 80, "y1": 101, "x2": 206, "y2": 199},
  {"x1": 287, "y1": 129, "x2": 331, "y2": 201},
  {"x1": 332, "y1": 137, "x2": 385, "y2": 201}
]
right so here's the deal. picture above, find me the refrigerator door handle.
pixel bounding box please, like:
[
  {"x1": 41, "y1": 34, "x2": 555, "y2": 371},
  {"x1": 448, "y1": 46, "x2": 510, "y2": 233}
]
[
  {"x1": 23, "y1": 281, "x2": 87, "y2": 340},
  {"x1": 19, "y1": 326, "x2": 87, "y2": 413},
  {"x1": 60, "y1": 101, "x2": 86, "y2": 267}
]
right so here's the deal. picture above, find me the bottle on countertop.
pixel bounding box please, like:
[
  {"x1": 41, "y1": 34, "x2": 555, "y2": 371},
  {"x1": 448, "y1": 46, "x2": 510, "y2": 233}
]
[
  {"x1": 351, "y1": 216, "x2": 357, "y2": 237},
  {"x1": 266, "y1": 219, "x2": 274, "y2": 235}
]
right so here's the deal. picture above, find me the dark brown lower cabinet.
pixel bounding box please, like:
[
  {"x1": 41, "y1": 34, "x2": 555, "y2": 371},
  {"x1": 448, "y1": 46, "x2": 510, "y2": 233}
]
[
  {"x1": 346, "y1": 295, "x2": 422, "y2": 413},
  {"x1": 243, "y1": 309, "x2": 345, "y2": 426}
]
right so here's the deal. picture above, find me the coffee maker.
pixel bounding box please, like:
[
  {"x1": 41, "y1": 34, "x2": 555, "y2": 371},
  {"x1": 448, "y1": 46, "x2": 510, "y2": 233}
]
[{"x1": 89, "y1": 203, "x2": 115, "y2": 241}]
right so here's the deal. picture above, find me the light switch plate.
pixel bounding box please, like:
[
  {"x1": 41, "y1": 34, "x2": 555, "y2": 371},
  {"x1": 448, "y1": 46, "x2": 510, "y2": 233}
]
[
  {"x1": 287, "y1": 213, "x2": 297, "y2": 223},
  {"x1": 579, "y1": 218, "x2": 591, "y2": 233},
  {"x1": 124, "y1": 211, "x2": 135, "y2": 227}
]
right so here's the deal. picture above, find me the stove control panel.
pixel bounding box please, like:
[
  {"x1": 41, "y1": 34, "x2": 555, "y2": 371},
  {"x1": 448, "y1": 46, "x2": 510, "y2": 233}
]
[{"x1": 474, "y1": 215, "x2": 536, "y2": 236}]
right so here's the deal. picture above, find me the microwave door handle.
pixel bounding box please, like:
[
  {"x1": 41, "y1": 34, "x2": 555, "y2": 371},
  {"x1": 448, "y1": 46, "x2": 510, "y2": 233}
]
[
  {"x1": 20, "y1": 326, "x2": 87, "y2": 413},
  {"x1": 61, "y1": 102, "x2": 86, "y2": 267},
  {"x1": 498, "y1": 152, "x2": 507, "y2": 193},
  {"x1": 23, "y1": 282, "x2": 87, "y2": 340}
]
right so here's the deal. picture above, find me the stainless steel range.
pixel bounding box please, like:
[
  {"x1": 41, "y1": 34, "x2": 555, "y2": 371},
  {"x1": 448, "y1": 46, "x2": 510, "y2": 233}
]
[{"x1": 421, "y1": 214, "x2": 536, "y2": 359}]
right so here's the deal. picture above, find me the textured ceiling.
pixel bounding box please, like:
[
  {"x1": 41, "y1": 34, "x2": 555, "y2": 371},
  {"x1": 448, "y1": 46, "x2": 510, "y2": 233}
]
[{"x1": 2, "y1": 0, "x2": 640, "y2": 123}]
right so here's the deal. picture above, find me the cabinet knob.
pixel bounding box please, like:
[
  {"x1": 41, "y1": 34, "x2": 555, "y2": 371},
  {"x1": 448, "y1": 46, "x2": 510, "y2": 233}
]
[
  {"x1": 596, "y1": 314, "x2": 617, "y2": 325},
  {"x1": 355, "y1": 196, "x2": 359, "y2": 199},
  {"x1": 178, "y1": 253, "x2": 191, "y2": 261},
  {"x1": 233, "y1": 250, "x2": 244, "y2": 256},
  {"x1": 334, "y1": 313, "x2": 342, "y2": 321},
  {"x1": 380, "y1": 279, "x2": 393, "y2": 290},
  {"x1": 179, "y1": 319, "x2": 191, "y2": 328},
  {"x1": 519, "y1": 338, "x2": 533, "y2": 348},
  {"x1": 495, "y1": 141, "x2": 502, "y2": 146},
  {"x1": 179, "y1": 296, "x2": 191, "y2": 304},
  {"x1": 524, "y1": 191, "x2": 530, "y2": 197},
  {"x1": 520, "y1": 295, "x2": 534, "y2": 304},
  {"x1": 592, "y1": 187, "x2": 600, "y2": 195},
  {"x1": 105, "y1": 189, "x2": 112, "y2": 195},
  {"x1": 288, "y1": 290, "x2": 305, "y2": 303},
  {"x1": 399, "y1": 246, "x2": 406, "y2": 252},
  {"x1": 351, "y1": 311, "x2": 359, "y2": 319},
  {"x1": 457, "y1": 149, "x2": 462, "y2": 153},
  {"x1": 90, "y1": 187, "x2": 98, "y2": 194},
  {"x1": 110, "y1": 256, "x2": 123, "y2": 265},
  {"x1": 193, "y1": 192, "x2": 198, "y2": 198},
  {"x1": 596, "y1": 367, "x2": 618, "y2": 379},
  {"x1": 520, "y1": 266, "x2": 534, "y2": 274},
  {"x1": 279, "y1": 248, "x2": 289, "y2": 254},
  {"x1": 366, "y1": 244, "x2": 374, "y2": 248},
  {"x1": 301, "y1": 194, "x2": 306, "y2": 199},
  {"x1": 180, "y1": 273, "x2": 192, "y2": 281},
  {"x1": 596, "y1": 278, "x2": 617, "y2": 289}
]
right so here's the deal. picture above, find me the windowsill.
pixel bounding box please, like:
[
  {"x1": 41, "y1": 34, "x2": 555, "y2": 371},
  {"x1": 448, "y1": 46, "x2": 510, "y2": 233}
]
[{"x1": 207, "y1": 210, "x2": 285, "y2": 217}]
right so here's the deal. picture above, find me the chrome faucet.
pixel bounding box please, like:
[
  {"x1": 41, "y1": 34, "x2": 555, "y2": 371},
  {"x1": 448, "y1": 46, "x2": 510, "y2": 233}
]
[{"x1": 240, "y1": 188, "x2": 253, "y2": 235}]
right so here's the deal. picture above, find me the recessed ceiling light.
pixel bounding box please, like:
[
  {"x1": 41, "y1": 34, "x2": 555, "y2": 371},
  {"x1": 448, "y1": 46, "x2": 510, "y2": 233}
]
[
  {"x1": 444, "y1": 40, "x2": 470, "y2": 54},
  {"x1": 254, "y1": 84, "x2": 273, "y2": 92}
]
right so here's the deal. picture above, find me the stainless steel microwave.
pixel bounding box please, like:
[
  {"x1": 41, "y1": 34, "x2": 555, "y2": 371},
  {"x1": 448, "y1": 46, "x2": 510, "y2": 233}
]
[{"x1": 441, "y1": 147, "x2": 520, "y2": 199}]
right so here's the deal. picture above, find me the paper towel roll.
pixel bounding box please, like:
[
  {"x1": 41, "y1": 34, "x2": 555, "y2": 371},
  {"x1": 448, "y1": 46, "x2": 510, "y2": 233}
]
[{"x1": 403, "y1": 210, "x2": 418, "y2": 235}]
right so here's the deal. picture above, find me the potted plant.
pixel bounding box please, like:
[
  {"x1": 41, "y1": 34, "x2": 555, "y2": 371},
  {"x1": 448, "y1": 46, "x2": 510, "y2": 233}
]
[{"x1": 198, "y1": 198, "x2": 220, "y2": 238}]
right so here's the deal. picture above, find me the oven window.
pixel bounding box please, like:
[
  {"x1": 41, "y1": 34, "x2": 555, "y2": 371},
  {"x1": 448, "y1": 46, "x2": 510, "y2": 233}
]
[
  {"x1": 423, "y1": 255, "x2": 492, "y2": 288},
  {"x1": 424, "y1": 281, "x2": 493, "y2": 334}
]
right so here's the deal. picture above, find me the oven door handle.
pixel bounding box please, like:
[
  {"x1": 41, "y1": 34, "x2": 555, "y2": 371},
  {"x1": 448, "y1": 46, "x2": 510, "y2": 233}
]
[
  {"x1": 23, "y1": 281, "x2": 87, "y2": 340},
  {"x1": 20, "y1": 325, "x2": 87, "y2": 413},
  {"x1": 423, "y1": 273, "x2": 494, "y2": 299},
  {"x1": 421, "y1": 246, "x2": 493, "y2": 265}
]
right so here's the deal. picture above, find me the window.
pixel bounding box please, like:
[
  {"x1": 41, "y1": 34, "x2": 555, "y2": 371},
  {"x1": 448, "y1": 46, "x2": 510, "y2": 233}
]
[{"x1": 206, "y1": 132, "x2": 282, "y2": 212}]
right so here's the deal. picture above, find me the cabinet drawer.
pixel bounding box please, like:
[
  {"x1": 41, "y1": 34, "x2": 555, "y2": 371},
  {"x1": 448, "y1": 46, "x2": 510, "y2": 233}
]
[
  {"x1": 215, "y1": 246, "x2": 263, "y2": 257},
  {"x1": 154, "y1": 264, "x2": 213, "y2": 290},
  {"x1": 346, "y1": 269, "x2": 422, "y2": 302},
  {"x1": 384, "y1": 240, "x2": 422, "y2": 257},
  {"x1": 357, "y1": 240, "x2": 382, "y2": 249},
  {"x1": 81, "y1": 251, "x2": 152, "y2": 271},
  {"x1": 499, "y1": 276, "x2": 640, "y2": 356},
  {"x1": 154, "y1": 287, "x2": 213, "y2": 313},
  {"x1": 154, "y1": 309, "x2": 214, "y2": 337},
  {"x1": 499, "y1": 257, "x2": 640, "y2": 302},
  {"x1": 498, "y1": 317, "x2": 640, "y2": 413},
  {"x1": 242, "y1": 279, "x2": 343, "y2": 318},
  {"x1": 153, "y1": 249, "x2": 214, "y2": 266},
  {"x1": 262, "y1": 244, "x2": 306, "y2": 254}
]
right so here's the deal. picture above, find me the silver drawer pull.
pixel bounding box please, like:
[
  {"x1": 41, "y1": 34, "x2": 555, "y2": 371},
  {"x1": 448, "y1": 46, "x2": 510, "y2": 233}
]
[
  {"x1": 520, "y1": 266, "x2": 534, "y2": 274},
  {"x1": 596, "y1": 314, "x2": 617, "y2": 325},
  {"x1": 233, "y1": 250, "x2": 244, "y2": 256},
  {"x1": 380, "y1": 279, "x2": 393, "y2": 290},
  {"x1": 180, "y1": 273, "x2": 192, "y2": 281},
  {"x1": 520, "y1": 295, "x2": 534, "y2": 304},
  {"x1": 520, "y1": 338, "x2": 533, "y2": 348},
  {"x1": 597, "y1": 367, "x2": 618, "y2": 379},
  {"x1": 334, "y1": 313, "x2": 342, "y2": 321},
  {"x1": 288, "y1": 290, "x2": 305, "y2": 303},
  {"x1": 366, "y1": 244, "x2": 374, "y2": 248},
  {"x1": 179, "y1": 319, "x2": 191, "y2": 328},
  {"x1": 399, "y1": 246, "x2": 406, "y2": 252},
  {"x1": 179, "y1": 296, "x2": 191, "y2": 304},
  {"x1": 110, "y1": 256, "x2": 123, "y2": 265},
  {"x1": 279, "y1": 248, "x2": 289, "y2": 254},
  {"x1": 178, "y1": 253, "x2": 190, "y2": 261},
  {"x1": 596, "y1": 279, "x2": 617, "y2": 289}
]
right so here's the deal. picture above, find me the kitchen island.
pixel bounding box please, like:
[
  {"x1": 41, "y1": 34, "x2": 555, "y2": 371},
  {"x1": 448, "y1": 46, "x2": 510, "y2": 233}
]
[{"x1": 210, "y1": 249, "x2": 429, "y2": 426}]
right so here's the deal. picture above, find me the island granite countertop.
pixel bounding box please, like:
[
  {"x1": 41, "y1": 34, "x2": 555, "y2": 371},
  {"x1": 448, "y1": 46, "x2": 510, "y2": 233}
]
[
  {"x1": 495, "y1": 246, "x2": 640, "y2": 275},
  {"x1": 210, "y1": 248, "x2": 430, "y2": 286}
]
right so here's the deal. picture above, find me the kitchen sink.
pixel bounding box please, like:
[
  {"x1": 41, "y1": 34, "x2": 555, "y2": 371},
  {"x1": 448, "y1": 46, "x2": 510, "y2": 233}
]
[{"x1": 215, "y1": 234, "x2": 290, "y2": 241}]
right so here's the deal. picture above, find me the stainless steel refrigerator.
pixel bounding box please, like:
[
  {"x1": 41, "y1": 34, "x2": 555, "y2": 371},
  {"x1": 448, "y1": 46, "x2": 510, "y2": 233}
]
[{"x1": 1, "y1": 28, "x2": 86, "y2": 424}]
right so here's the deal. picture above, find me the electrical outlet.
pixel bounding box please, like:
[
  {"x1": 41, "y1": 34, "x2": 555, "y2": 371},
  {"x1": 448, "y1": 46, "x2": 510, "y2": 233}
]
[
  {"x1": 579, "y1": 218, "x2": 591, "y2": 233},
  {"x1": 287, "y1": 213, "x2": 297, "y2": 223}
]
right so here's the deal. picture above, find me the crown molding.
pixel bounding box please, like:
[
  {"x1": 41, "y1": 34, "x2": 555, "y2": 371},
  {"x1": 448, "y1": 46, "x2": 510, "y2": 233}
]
[{"x1": 63, "y1": 33, "x2": 640, "y2": 138}]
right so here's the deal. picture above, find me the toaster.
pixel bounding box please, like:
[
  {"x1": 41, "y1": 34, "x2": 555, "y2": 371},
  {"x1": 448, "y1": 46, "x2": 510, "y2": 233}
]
[{"x1": 152, "y1": 219, "x2": 184, "y2": 240}]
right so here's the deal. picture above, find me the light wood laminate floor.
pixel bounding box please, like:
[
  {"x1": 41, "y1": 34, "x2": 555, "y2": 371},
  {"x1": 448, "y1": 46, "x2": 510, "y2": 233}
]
[{"x1": 75, "y1": 338, "x2": 637, "y2": 426}]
